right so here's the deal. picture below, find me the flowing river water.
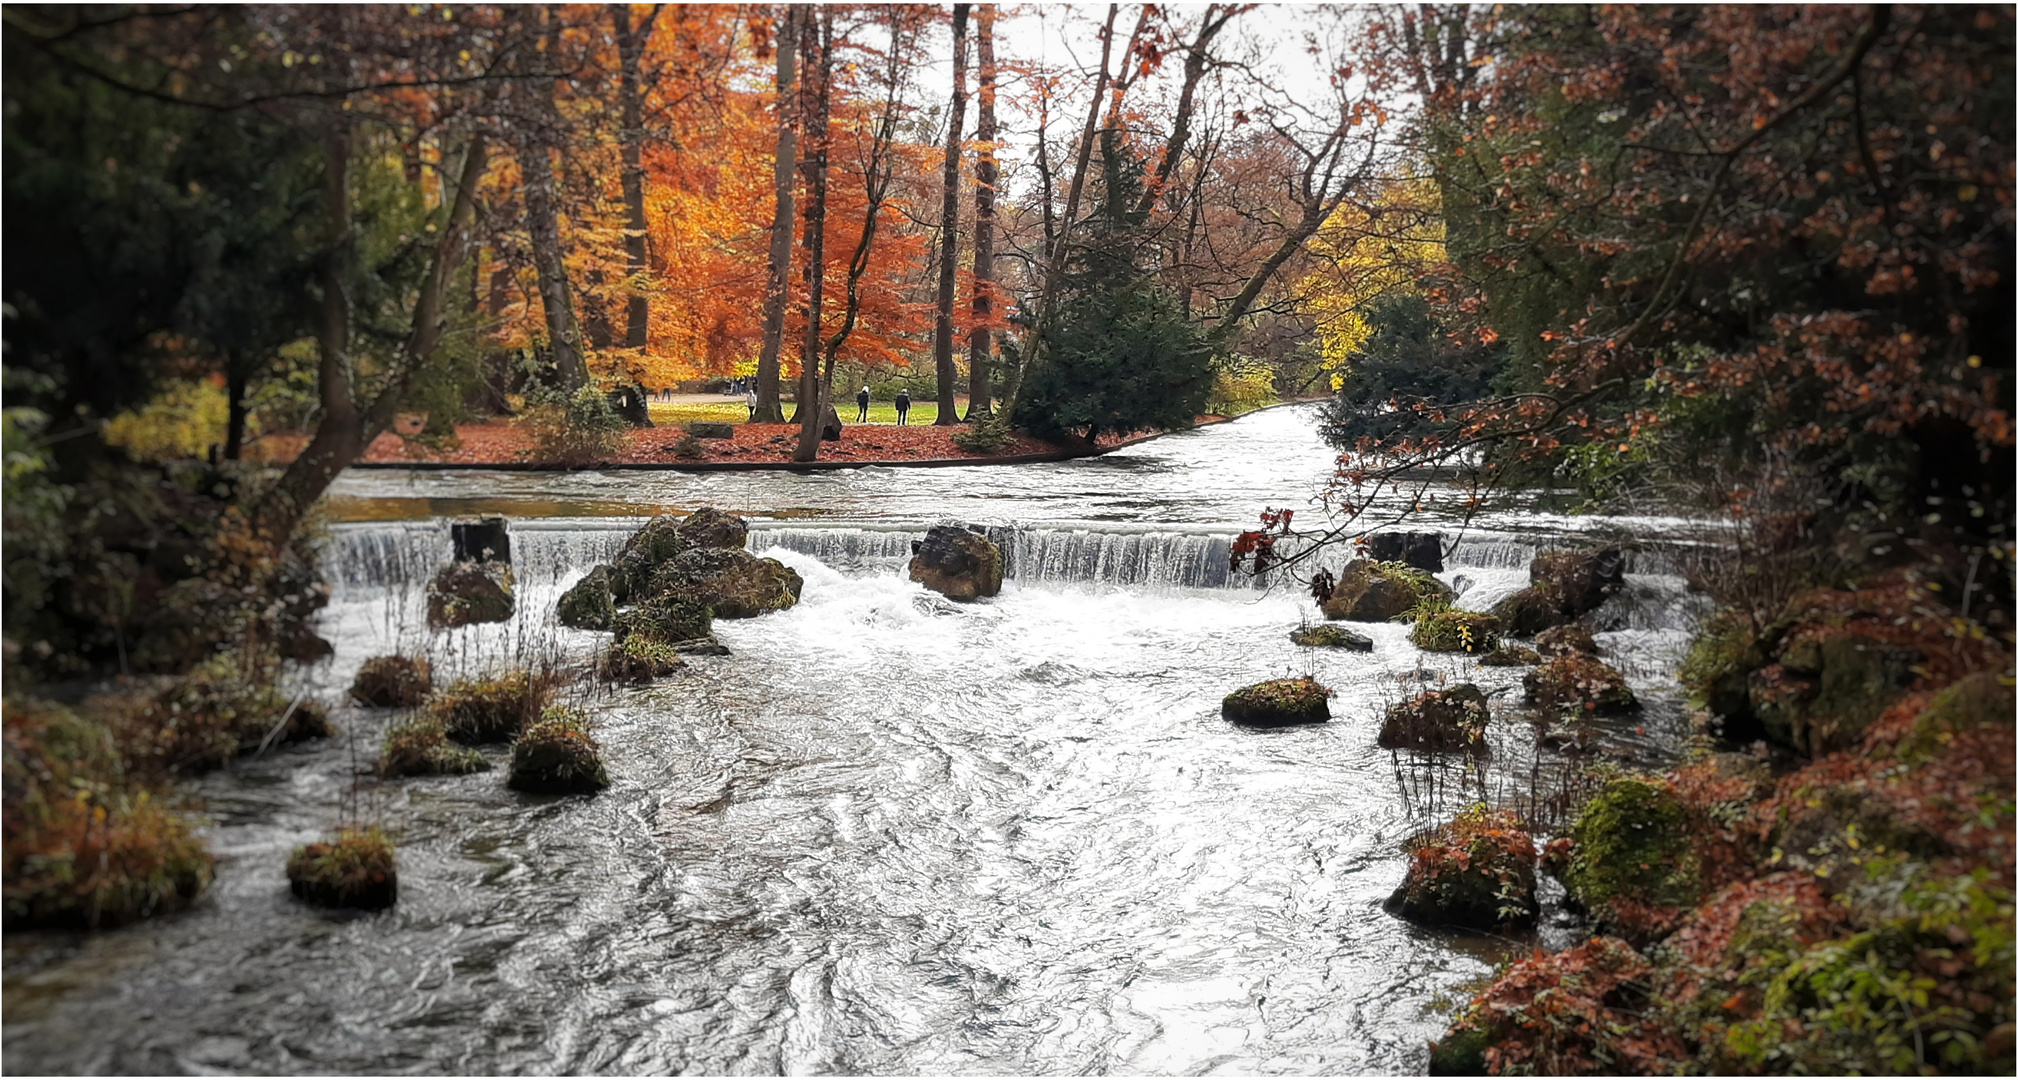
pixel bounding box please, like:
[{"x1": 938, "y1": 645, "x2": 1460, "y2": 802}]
[{"x1": 4, "y1": 405, "x2": 1715, "y2": 1075}]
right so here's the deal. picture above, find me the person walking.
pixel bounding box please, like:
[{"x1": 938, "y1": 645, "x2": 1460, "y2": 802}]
[
  {"x1": 745, "y1": 385, "x2": 758, "y2": 421},
  {"x1": 856, "y1": 385, "x2": 871, "y2": 423},
  {"x1": 894, "y1": 387, "x2": 911, "y2": 426}
]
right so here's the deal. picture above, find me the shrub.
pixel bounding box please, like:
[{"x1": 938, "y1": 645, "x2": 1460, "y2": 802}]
[
  {"x1": 286, "y1": 827, "x2": 397, "y2": 909},
  {"x1": 1436, "y1": 936, "x2": 1684, "y2": 1075},
  {"x1": 349, "y1": 654, "x2": 432, "y2": 708},
  {"x1": 520, "y1": 384, "x2": 628, "y2": 466},
  {"x1": 131, "y1": 649, "x2": 318, "y2": 770},
  {"x1": 378, "y1": 717, "x2": 489, "y2": 778},
  {"x1": 2, "y1": 698, "x2": 214, "y2": 929},
  {"x1": 508, "y1": 707, "x2": 610, "y2": 795},
  {"x1": 1206, "y1": 358, "x2": 1277, "y2": 416},
  {"x1": 424, "y1": 668, "x2": 556, "y2": 744},
  {"x1": 951, "y1": 415, "x2": 1016, "y2": 454}
]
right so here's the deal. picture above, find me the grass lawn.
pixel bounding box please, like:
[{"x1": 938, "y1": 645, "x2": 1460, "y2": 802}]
[{"x1": 647, "y1": 398, "x2": 967, "y2": 427}]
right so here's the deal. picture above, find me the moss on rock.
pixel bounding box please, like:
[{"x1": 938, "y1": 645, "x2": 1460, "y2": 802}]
[
  {"x1": 378, "y1": 717, "x2": 490, "y2": 777},
  {"x1": 425, "y1": 560, "x2": 515, "y2": 629},
  {"x1": 350, "y1": 655, "x2": 432, "y2": 709},
  {"x1": 1896, "y1": 670, "x2": 2016, "y2": 763},
  {"x1": 612, "y1": 594, "x2": 714, "y2": 646},
  {"x1": 597, "y1": 637, "x2": 686, "y2": 685},
  {"x1": 425, "y1": 669, "x2": 556, "y2": 744},
  {"x1": 1320, "y1": 559, "x2": 1452, "y2": 622},
  {"x1": 508, "y1": 707, "x2": 610, "y2": 795},
  {"x1": 556, "y1": 565, "x2": 617, "y2": 630},
  {"x1": 647, "y1": 547, "x2": 802, "y2": 617},
  {"x1": 1288, "y1": 624, "x2": 1374, "y2": 650},
  {"x1": 286, "y1": 827, "x2": 397, "y2": 909},
  {"x1": 1535, "y1": 623, "x2": 1599, "y2": 657},
  {"x1": 1560, "y1": 777, "x2": 1698, "y2": 942},
  {"x1": 1379, "y1": 684, "x2": 1491, "y2": 753},
  {"x1": 1221, "y1": 677, "x2": 1332, "y2": 725},
  {"x1": 1478, "y1": 645, "x2": 1542, "y2": 667},
  {"x1": 1385, "y1": 804, "x2": 1538, "y2": 931},
  {"x1": 1409, "y1": 609, "x2": 1503, "y2": 653},
  {"x1": 1524, "y1": 654, "x2": 1639, "y2": 714}
]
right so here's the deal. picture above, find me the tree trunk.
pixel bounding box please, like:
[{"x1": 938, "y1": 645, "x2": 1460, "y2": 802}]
[
  {"x1": 254, "y1": 136, "x2": 489, "y2": 545},
  {"x1": 932, "y1": 4, "x2": 971, "y2": 424},
  {"x1": 753, "y1": 4, "x2": 802, "y2": 423},
  {"x1": 965, "y1": 5, "x2": 997, "y2": 420},
  {"x1": 612, "y1": 3, "x2": 654, "y2": 349},
  {"x1": 224, "y1": 355, "x2": 249, "y2": 460},
  {"x1": 522, "y1": 14, "x2": 586, "y2": 392},
  {"x1": 791, "y1": 9, "x2": 833, "y2": 462}
]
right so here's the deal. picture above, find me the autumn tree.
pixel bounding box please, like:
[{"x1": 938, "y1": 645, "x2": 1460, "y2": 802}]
[{"x1": 930, "y1": 4, "x2": 971, "y2": 425}]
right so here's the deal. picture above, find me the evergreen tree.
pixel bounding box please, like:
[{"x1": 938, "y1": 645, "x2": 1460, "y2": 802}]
[{"x1": 1017, "y1": 131, "x2": 1213, "y2": 443}]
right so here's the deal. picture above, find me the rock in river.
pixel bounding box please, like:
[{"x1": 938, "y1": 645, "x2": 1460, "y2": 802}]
[{"x1": 909, "y1": 525, "x2": 1003, "y2": 602}]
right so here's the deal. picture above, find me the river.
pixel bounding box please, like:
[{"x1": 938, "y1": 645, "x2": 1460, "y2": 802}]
[{"x1": 2, "y1": 404, "x2": 1711, "y2": 1074}]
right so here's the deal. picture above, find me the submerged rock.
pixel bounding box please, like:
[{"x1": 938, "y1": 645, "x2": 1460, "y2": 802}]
[
  {"x1": 908, "y1": 525, "x2": 1004, "y2": 602},
  {"x1": 1491, "y1": 546, "x2": 1626, "y2": 634},
  {"x1": 425, "y1": 560, "x2": 514, "y2": 629},
  {"x1": 286, "y1": 829, "x2": 397, "y2": 910},
  {"x1": 1379, "y1": 684, "x2": 1491, "y2": 752},
  {"x1": 508, "y1": 707, "x2": 610, "y2": 795},
  {"x1": 1222, "y1": 677, "x2": 1332, "y2": 725},
  {"x1": 350, "y1": 655, "x2": 432, "y2": 708},
  {"x1": 1384, "y1": 805, "x2": 1537, "y2": 931},
  {"x1": 1289, "y1": 624, "x2": 1374, "y2": 650},
  {"x1": 1525, "y1": 654, "x2": 1638, "y2": 714},
  {"x1": 1320, "y1": 559, "x2": 1450, "y2": 622}
]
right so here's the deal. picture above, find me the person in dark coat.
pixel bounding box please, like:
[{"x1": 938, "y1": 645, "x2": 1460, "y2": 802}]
[
  {"x1": 894, "y1": 388, "x2": 911, "y2": 425},
  {"x1": 856, "y1": 385, "x2": 872, "y2": 423}
]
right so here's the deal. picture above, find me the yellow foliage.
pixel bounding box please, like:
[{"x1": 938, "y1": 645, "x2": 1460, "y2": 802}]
[
  {"x1": 1300, "y1": 178, "x2": 1445, "y2": 375},
  {"x1": 102, "y1": 377, "x2": 231, "y2": 462}
]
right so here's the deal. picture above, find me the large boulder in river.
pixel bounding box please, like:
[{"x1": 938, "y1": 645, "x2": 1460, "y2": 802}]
[
  {"x1": 1491, "y1": 546, "x2": 1625, "y2": 634},
  {"x1": 675, "y1": 506, "x2": 750, "y2": 550},
  {"x1": 1320, "y1": 559, "x2": 1451, "y2": 622},
  {"x1": 1379, "y1": 684, "x2": 1490, "y2": 752},
  {"x1": 908, "y1": 525, "x2": 1003, "y2": 602},
  {"x1": 647, "y1": 547, "x2": 802, "y2": 618},
  {"x1": 426, "y1": 561, "x2": 514, "y2": 629},
  {"x1": 1364, "y1": 531, "x2": 1444, "y2": 573}
]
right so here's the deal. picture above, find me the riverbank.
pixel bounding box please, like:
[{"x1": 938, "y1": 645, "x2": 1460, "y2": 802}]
[{"x1": 258, "y1": 401, "x2": 1319, "y2": 472}]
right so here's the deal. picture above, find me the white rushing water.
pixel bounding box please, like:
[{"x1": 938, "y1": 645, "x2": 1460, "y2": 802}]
[{"x1": 3, "y1": 406, "x2": 1714, "y2": 1075}]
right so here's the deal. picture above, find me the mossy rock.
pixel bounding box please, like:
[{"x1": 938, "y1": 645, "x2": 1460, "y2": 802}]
[
  {"x1": 1534, "y1": 623, "x2": 1599, "y2": 657},
  {"x1": 612, "y1": 595, "x2": 714, "y2": 646},
  {"x1": 509, "y1": 707, "x2": 610, "y2": 795},
  {"x1": 425, "y1": 560, "x2": 515, "y2": 630},
  {"x1": 1, "y1": 698, "x2": 216, "y2": 929},
  {"x1": 1385, "y1": 805, "x2": 1538, "y2": 931},
  {"x1": 378, "y1": 717, "x2": 490, "y2": 778},
  {"x1": 1678, "y1": 611, "x2": 1766, "y2": 732},
  {"x1": 556, "y1": 565, "x2": 617, "y2": 630},
  {"x1": 618, "y1": 514, "x2": 692, "y2": 567},
  {"x1": 1524, "y1": 654, "x2": 1638, "y2": 714},
  {"x1": 1490, "y1": 546, "x2": 1626, "y2": 634},
  {"x1": 674, "y1": 506, "x2": 750, "y2": 550},
  {"x1": 350, "y1": 655, "x2": 432, "y2": 708},
  {"x1": 1560, "y1": 777, "x2": 1697, "y2": 933},
  {"x1": 425, "y1": 669, "x2": 555, "y2": 744},
  {"x1": 1288, "y1": 624, "x2": 1373, "y2": 650},
  {"x1": 1427, "y1": 1018, "x2": 1489, "y2": 1075},
  {"x1": 1222, "y1": 677, "x2": 1332, "y2": 725},
  {"x1": 1478, "y1": 646, "x2": 1542, "y2": 667},
  {"x1": 1750, "y1": 632, "x2": 1921, "y2": 757},
  {"x1": 597, "y1": 637, "x2": 685, "y2": 685},
  {"x1": 646, "y1": 547, "x2": 802, "y2": 618},
  {"x1": 1320, "y1": 560, "x2": 1452, "y2": 622},
  {"x1": 1409, "y1": 610, "x2": 1503, "y2": 653},
  {"x1": 1379, "y1": 684, "x2": 1491, "y2": 753},
  {"x1": 1897, "y1": 671, "x2": 2016, "y2": 762},
  {"x1": 286, "y1": 828, "x2": 397, "y2": 909},
  {"x1": 908, "y1": 525, "x2": 1004, "y2": 602}
]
